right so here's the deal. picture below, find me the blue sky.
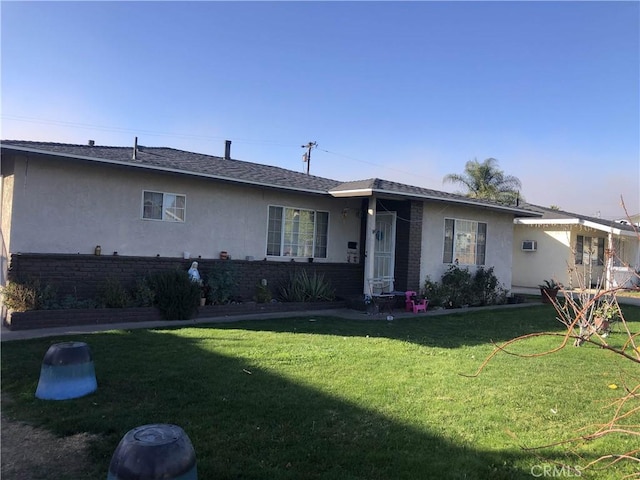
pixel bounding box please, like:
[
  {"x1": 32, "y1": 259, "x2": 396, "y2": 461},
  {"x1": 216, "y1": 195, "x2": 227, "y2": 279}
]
[{"x1": 2, "y1": 1, "x2": 638, "y2": 219}]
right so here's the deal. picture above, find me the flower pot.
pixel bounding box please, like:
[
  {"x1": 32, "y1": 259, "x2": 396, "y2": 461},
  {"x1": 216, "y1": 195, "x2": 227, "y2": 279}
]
[
  {"x1": 35, "y1": 342, "x2": 97, "y2": 400},
  {"x1": 107, "y1": 424, "x2": 197, "y2": 480},
  {"x1": 595, "y1": 317, "x2": 610, "y2": 333},
  {"x1": 540, "y1": 287, "x2": 559, "y2": 304}
]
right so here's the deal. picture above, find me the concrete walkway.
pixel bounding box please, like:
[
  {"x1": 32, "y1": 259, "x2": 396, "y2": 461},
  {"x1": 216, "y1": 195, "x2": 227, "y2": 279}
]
[
  {"x1": 0, "y1": 303, "x2": 534, "y2": 342},
  {"x1": 3, "y1": 296, "x2": 638, "y2": 342}
]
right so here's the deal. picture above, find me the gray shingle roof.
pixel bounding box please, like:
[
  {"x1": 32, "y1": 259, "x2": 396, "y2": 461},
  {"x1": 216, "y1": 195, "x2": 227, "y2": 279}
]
[
  {"x1": 331, "y1": 178, "x2": 539, "y2": 215},
  {"x1": 1, "y1": 140, "x2": 540, "y2": 216},
  {"x1": 521, "y1": 203, "x2": 638, "y2": 233},
  {"x1": 1, "y1": 140, "x2": 342, "y2": 194}
]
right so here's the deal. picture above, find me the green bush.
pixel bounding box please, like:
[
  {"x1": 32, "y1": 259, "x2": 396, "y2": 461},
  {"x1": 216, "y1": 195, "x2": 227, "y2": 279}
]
[
  {"x1": 98, "y1": 277, "x2": 132, "y2": 308},
  {"x1": 440, "y1": 264, "x2": 473, "y2": 308},
  {"x1": 133, "y1": 278, "x2": 156, "y2": 307},
  {"x1": 279, "y1": 270, "x2": 335, "y2": 302},
  {"x1": 148, "y1": 269, "x2": 201, "y2": 320},
  {"x1": 423, "y1": 276, "x2": 445, "y2": 308},
  {"x1": 423, "y1": 265, "x2": 507, "y2": 309},
  {"x1": 57, "y1": 294, "x2": 97, "y2": 309},
  {"x1": 0, "y1": 279, "x2": 57, "y2": 311},
  {"x1": 255, "y1": 281, "x2": 272, "y2": 303},
  {"x1": 472, "y1": 266, "x2": 503, "y2": 306},
  {"x1": 204, "y1": 262, "x2": 237, "y2": 305}
]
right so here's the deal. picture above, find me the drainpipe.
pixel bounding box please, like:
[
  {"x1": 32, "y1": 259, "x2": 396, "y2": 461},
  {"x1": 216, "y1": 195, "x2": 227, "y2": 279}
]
[{"x1": 363, "y1": 196, "x2": 377, "y2": 295}]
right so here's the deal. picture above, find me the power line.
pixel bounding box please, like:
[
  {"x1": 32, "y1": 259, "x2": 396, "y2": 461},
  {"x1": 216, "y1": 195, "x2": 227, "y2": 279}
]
[
  {"x1": 0, "y1": 114, "x2": 300, "y2": 148},
  {"x1": 318, "y1": 147, "x2": 443, "y2": 187},
  {"x1": 319, "y1": 147, "x2": 382, "y2": 168}
]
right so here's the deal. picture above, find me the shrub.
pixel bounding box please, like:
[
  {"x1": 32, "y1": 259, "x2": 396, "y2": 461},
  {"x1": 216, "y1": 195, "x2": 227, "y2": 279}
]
[
  {"x1": 57, "y1": 294, "x2": 97, "y2": 310},
  {"x1": 98, "y1": 277, "x2": 132, "y2": 308},
  {"x1": 132, "y1": 278, "x2": 156, "y2": 307},
  {"x1": 204, "y1": 262, "x2": 237, "y2": 305},
  {"x1": 255, "y1": 281, "x2": 272, "y2": 303},
  {"x1": 424, "y1": 265, "x2": 507, "y2": 309},
  {"x1": 423, "y1": 276, "x2": 444, "y2": 308},
  {"x1": 539, "y1": 279, "x2": 561, "y2": 290},
  {"x1": 440, "y1": 265, "x2": 473, "y2": 308},
  {"x1": 0, "y1": 279, "x2": 57, "y2": 311},
  {"x1": 472, "y1": 266, "x2": 506, "y2": 306},
  {"x1": 148, "y1": 269, "x2": 201, "y2": 320},
  {"x1": 279, "y1": 270, "x2": 335, "y2": 302}
]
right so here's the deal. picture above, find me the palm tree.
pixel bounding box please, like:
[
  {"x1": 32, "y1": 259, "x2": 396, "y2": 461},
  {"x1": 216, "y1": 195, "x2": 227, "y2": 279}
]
[{"x1": 443, "y1": 158, "x2": 522, "y2": 204}]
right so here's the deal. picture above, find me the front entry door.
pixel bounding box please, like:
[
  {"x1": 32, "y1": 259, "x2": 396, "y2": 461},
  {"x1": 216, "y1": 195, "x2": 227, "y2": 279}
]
[{"x1": 374, "y1": 212, "x2": 396, "y2": 288}]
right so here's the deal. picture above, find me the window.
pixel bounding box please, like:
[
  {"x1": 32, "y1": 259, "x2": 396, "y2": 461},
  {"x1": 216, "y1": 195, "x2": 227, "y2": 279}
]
[
  {"x1": 267, "y1": 206, "x2": 329, "y2": 258},
  {"x1": 443, "y1": 218, "x2": 487, "y2": 265},
  {"x1": 612, "y1": 237, "x2": 626, "y2": 267},
  {"x1": 575, "y1": 235, "x2": 605, "y2": 266},
  {"x1": 142, "y1": 191, "x2": 185, "y2": 222}
]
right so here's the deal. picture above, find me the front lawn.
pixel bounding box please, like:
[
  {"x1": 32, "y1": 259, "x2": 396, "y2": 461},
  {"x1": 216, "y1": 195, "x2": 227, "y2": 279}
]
[{"x1": 2, "y1": 305, "x2": 639, "y2": 479}]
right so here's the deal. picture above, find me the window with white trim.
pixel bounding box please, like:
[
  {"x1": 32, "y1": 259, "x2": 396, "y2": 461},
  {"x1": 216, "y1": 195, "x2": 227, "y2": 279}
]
[
  {"x1": 443, "y1": 218, "x2": 487, "y2": 265},
  {"x1": 575, "y1": 235, "x2": 605, "y2": 266},
  {"x1": 142, "y1": 191, "x2": 186, "y2": 222},
  {"x1": 612, "y1": 237, "x2": 626, "y2": 267},
  {"x1": 267, "y1": 206, "x2": 329, "y2": 258}
]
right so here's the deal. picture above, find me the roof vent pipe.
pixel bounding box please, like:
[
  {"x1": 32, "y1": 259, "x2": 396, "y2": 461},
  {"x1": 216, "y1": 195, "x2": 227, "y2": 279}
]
[
  {"x1": 224, "y1": 140, "x2": 231, "y2": 160},
  {"x1": 88, "y1": 140, "x2": 95, "y2": 147},
  {"x1": 132, "y1": 136, "x2": 138, "y2": 160}
]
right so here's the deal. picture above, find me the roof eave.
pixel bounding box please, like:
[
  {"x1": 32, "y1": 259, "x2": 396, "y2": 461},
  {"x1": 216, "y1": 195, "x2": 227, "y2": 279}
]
[
  {"x1": 515, "y1": 217, "x2": 637, "y2": 237},
  {"x1": 329, "y1": 188, "x2": 374, "y2": 197},
  {"x1": 330, "y1": 185, "x2": 539, "y2": 216}
]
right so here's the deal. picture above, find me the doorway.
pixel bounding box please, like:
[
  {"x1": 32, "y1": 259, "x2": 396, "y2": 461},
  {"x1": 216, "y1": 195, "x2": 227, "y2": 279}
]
[{"x1": 374, "y1": 212, "x2": 396, "y2": 288}]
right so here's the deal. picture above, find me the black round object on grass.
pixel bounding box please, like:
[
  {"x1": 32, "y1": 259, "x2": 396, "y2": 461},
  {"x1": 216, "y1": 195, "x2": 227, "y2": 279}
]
[{"x1": 107, "y1": 424, "x2": 197, "y2": 480}]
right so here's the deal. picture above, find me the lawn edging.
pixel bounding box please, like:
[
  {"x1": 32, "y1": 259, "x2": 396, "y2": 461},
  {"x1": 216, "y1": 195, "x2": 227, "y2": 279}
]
[{"x1": 4, "y1": 300, "x2": 348, "y2": 331}]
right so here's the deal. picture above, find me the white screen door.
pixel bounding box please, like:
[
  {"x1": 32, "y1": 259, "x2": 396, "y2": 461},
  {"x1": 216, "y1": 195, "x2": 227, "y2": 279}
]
[{"x1": 374, "y1": 212, "x2": 396, "y2": 287}]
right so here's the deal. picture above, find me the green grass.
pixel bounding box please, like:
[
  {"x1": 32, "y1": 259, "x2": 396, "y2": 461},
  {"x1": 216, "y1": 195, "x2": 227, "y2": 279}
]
[{"x1": 2, "y1": 305, "x2": 639, "y2": 479}]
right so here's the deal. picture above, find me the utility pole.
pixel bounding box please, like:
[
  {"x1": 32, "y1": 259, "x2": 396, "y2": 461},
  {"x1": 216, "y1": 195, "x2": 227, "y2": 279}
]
[{"x1": 301, "y1": 141, "x2": 317, "y2": 175}]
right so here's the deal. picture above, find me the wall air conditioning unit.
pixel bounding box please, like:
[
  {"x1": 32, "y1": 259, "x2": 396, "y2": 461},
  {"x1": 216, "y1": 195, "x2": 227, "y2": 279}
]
[{"x1": 521, "y1": 240, "x2": 538, "y2": 252}]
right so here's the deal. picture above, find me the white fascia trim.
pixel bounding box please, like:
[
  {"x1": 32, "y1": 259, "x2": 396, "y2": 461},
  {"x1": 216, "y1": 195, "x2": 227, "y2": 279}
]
[
  {"x1": 3, "y1": 145, "x2": 330, "y2": 196},
  {"x1": 515, "y1": 217, "x2": 636, "y2": 237},
  {"x1": 515, "y1": 218, "x2": 580, "y2": 226},
  {"x1": 329, "y1": 188, "x2": 374, "y2": 197}
]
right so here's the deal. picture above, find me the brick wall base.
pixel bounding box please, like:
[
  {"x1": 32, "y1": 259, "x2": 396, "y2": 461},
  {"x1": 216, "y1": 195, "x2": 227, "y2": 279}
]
[{"x1": 7, "y1": 253, "x2": 364, "y2": 303}]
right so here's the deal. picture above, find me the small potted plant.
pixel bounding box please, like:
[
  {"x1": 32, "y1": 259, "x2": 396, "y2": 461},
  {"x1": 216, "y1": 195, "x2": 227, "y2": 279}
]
[
  {"x1": 539, "y1": 279, "x2": 561, "y2": 304},
  {"x1": 593, "y1": 301, "x2": 619, "y2": 337}
]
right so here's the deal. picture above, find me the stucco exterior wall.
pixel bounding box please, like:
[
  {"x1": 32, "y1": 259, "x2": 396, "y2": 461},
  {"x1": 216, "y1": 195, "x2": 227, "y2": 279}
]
[
  {"x1": 420, "y1": 202, "x2": 516, "y2": 291},
  {"x1": 5, "y1": 154, "x2": 362, "y2": 262},
  {"x1": 511, "y1": 224, "x2": 637, "y2": 289},
  {"x1": 1, "y1": 158, "x2": 15, "y2": 285},
  {"x1": 512, "y1": 225, "x2": 573, "y2": 288}
]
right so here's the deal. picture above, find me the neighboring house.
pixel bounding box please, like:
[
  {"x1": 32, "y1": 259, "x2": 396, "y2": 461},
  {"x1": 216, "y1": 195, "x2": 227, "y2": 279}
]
[
  {"x1": 615, "y1": 213, "x2": 640, "y2": 226},
  {"x1": 513, "y1": 204, "x2": 640, "y2": 291},
  {"x1": 1, "y1": 140, "x2": 539, "y2": 299}
]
